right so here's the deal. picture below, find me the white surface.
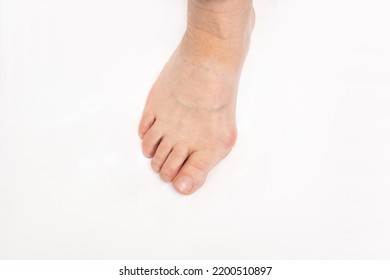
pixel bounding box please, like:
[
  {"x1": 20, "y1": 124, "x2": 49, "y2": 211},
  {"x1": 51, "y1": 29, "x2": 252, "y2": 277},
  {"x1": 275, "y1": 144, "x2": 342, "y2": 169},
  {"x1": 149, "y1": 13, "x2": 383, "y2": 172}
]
[{"x1": 1, "y1": 0, "x2": 390, "y2": 259}]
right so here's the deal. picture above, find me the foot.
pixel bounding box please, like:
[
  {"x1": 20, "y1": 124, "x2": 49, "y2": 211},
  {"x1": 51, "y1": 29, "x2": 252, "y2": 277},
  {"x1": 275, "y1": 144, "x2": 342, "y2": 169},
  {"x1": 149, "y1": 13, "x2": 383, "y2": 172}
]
[{"x1": 138, "y1": 0, "x2": 255, "y2": 195}]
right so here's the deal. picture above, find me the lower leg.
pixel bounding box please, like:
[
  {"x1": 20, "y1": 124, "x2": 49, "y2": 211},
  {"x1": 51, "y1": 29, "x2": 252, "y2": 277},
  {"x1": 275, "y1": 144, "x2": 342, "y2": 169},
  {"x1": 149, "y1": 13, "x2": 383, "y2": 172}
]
[{"x1": 139, "y1": 0, "x2": 255, "y2": 195}]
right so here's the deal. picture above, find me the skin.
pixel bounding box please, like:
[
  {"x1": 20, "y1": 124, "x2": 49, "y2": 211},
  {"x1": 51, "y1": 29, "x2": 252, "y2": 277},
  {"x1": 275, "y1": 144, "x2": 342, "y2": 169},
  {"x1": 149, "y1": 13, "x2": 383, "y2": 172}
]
[{"x1": 138, "y1": 0, "x2": 255, "y2": 195}]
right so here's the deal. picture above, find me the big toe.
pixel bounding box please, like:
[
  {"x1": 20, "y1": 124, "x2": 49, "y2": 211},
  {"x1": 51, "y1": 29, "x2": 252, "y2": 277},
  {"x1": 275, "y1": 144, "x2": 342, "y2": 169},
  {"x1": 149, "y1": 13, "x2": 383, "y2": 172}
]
[{"x1": 173, "y1": 152, "x2": 214, "y2": 195}]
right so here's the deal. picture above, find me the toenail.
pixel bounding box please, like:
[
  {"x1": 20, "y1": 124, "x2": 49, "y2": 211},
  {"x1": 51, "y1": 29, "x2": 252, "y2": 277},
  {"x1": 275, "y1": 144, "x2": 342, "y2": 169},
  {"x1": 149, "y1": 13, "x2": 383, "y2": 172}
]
[
  {"x1": 151, "y1": 162, "x2": 160, "y2": 173},
  {"x1": 160, "y1": 173, "x2": 172, "y2": 182},
  {"x1": 174, "y1": 176, "x2": 193, "y2": 194}
]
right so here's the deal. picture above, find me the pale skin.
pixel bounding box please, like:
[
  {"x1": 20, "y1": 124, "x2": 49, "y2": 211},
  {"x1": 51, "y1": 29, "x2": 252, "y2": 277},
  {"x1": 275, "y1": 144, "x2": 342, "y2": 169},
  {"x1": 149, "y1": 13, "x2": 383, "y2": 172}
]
[{"x1": 138, "y1": 0, "x2": 255, "y2": 195}]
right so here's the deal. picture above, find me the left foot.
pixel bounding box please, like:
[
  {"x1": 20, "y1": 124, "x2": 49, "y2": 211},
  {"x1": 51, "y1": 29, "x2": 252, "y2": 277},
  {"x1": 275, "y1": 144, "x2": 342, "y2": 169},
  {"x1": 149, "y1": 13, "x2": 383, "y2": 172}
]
[{"x1": 138, "y1": 0, "x2": 255, "y2": 195}]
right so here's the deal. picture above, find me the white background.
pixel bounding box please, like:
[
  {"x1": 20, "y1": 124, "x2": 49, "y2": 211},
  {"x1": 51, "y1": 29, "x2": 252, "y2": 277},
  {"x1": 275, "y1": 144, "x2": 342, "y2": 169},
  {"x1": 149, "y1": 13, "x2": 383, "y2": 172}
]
[{"x1": 1, "y1": 0, "x2": 389, "y2": 259}]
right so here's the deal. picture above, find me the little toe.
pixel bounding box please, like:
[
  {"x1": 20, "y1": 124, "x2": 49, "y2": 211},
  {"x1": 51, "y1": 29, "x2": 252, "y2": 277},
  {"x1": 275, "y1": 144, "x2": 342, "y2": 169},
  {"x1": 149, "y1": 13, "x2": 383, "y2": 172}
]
[
  {"x1": 159, "y1": 145, "x2": 189, "y2": 182},
  {"x1": 151, "y1": 139, "x2": 173, "y2": 173},
  {"x1": 141, "y1": 123, "x2": 162, "y2": 158},
  {"x1": 173, "y1": 152, "x2": 214, "y2": 195},
  {"x1": 138, "y1": 112, "x2": 155, "y2": 139}
]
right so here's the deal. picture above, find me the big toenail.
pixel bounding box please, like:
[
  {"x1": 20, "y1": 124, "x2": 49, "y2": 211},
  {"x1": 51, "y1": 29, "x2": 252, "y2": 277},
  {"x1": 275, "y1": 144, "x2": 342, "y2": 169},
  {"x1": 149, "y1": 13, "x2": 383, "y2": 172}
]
[{"x1": 175, "y1": 176, "x2": 193, "y2": 194}]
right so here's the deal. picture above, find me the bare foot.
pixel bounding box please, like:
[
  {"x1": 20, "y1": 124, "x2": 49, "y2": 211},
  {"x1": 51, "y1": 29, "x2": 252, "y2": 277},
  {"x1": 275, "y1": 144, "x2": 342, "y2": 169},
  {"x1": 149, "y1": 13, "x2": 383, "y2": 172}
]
[{"x1": 139, "y1": 0, "x2": 255, "y2": 195}]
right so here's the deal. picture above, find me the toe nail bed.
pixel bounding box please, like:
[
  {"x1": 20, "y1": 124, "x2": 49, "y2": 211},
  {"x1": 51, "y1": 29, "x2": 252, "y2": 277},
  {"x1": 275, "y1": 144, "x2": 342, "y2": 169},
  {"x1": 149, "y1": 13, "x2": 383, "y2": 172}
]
[{"x1": 175, "y1": 176, "x2": 193, "y2": 194}]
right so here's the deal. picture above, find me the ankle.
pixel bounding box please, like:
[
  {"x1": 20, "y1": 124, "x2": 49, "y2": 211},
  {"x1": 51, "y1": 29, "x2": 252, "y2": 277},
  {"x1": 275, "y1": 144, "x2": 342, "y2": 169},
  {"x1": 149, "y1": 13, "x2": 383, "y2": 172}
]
[
  {"x1": 184, "y1": 0, "x2": 255, "y2": 67},
  {"x1": 187, "y1": 0, "x2": 255, "y2": 40}
]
